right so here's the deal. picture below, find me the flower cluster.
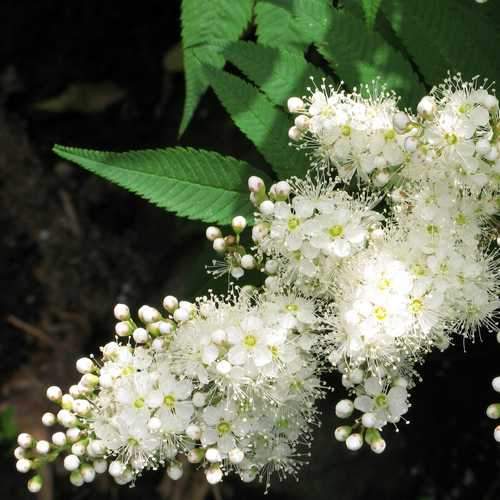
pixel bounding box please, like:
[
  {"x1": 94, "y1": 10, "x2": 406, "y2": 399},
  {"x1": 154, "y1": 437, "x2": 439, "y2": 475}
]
[
  {"x1": 15, "y1": 74, "x2": 500, "y2": 493},
  {"x1": 15, "y1": 293, "x2": 324, "y2": 492}
]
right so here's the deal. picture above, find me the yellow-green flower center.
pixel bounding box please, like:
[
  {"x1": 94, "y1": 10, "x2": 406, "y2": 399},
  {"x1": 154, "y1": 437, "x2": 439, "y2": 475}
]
[
  {"x1": 121, "y1": 365, "x2": 134, "y2": 376},
  {"x1": 445, "y1": 133, "x2": 458, "y2": 145},
  {"x1": 426, "y1": 224, "x2": 439, "y2": 236},
  {"x1": 269, "y1": 345, "x2": 279, "y2": 358},
  {"x1": 217, "y1": 421, "x2": 231, "y2": 434},
  {"x1": 328, "y1": 224, "x2": 344, "y2": 238},
  {"x1": 410, "y1": 298, "x2": 423, "y2": 314},
  {"x1": 384, "y1": 129, "x2": 396, "y2": 141},
  {"x1": 373, "y1": 306, "x2": 388, "y2": 321},
  {"x1": 455, "y1": 213, "x2": 467, "y2": 225},
  {"x1": 163, "y1": 394, "x2": 176, "y2": 408},
  {"x1": 133, "y1": 398, "x2": 145, "y2": 409},
  {"x1": 412, "y1": 263, "x2": 426, "y2": 276},
  {"x1": 276, "y1": 417, "x2": 289, "y2": 429},
  {"x1": 378, "y1": 278, "x2": 391, "y2": 290},
  {"x1": 244, "y1": 334, "x2": 257, "y2": 348},
  {"x1": 286, "y1": 303, "x2": 299, "y2": 313},
  {"x1": 375, "y1": 394, "x2": 388, "y2": 408},
  {"x1": 288, "y1": 217, "x2": 301, "y2": 231},
  {"x1": 341, "y1": 125, "x2": 351, "y2": 136}
]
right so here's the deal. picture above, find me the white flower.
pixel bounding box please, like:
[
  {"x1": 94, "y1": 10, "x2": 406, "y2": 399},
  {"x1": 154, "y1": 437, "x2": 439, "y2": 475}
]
[{"x1": 354, "y1": 377, "x2": 409, "y2": 426}]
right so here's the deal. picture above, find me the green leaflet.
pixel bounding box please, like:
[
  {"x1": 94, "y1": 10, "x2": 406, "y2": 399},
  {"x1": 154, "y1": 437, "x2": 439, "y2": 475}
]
[
  {"x1": 53, "y1": 145, "x2": 268, "y2": 225},
  {"x1": 295, "y1": 6, "x2": 425, "y2": 106},
  {"x1": 382, "y1": 0, "x2": 500, "y2": 86},
  {"x1": 207, "y1": 67, "x2": 310, "y2": 180},
  {"x1": 224, "y1": 41, "x2": 325, "y2": 106},
  {"x1": 254, "y1": 0, "x2": 311, "y2": 50},
  {"x1": 361, "y1": 0, "x2": 382, "y2": 28},
  {"x1": 180, "y1": 0, "x2": 253, "y2": 136}
]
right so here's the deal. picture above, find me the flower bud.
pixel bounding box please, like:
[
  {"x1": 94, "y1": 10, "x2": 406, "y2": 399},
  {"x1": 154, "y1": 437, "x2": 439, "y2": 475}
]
[
  {"x1": 264, "y1": 259, "x2": 278, "y2": 275},
  {"x1": 334, "y1": 425, "x2": 352, "y2": 442},
  {"x1": 27, "y1": 475, "x2": 43, "y2": 493},
  {"x1": 346, "y1": 433, "x2": 363, "y2": 451},
  {"x1": 206, "y1": 448, "x2": 222, "y2": 463},
  {"x1": 76, "y1": 357, "x2": 94, "y2": 374},
  {"x1": 248, "y1": 175, "x2": 265, "y2": 193},
  {"x1": 205, "y1": 465, "x2": 223, "y2": 484},
  {"x1": 113, "y1": 304, "x2": 130, "y2": 321},
  {"x1": 335, "y1": 399, "x2": 354, "y2": 418},
  {"x1": 288, "y1": 126, "x2": 302, "y2": 141},
  {"x1": 370, "y1": 438, "x2": 387, "y2": 454},
  {"x1": 259, "y1": 200, "x2": 275, "y2": 216},
  {"x1": 294, "y1": 114, "x2": 310, "y2": 130},
  {"x1": 483, "y1": 94, "x2": 498, "y2": 110},
  {"x1": 42, "y1": 412, "x2": 56, "y2": 427},
  {"x1": 16, "y1": 458, "x2": 32, "y2": 473},
  {"x1": 240, "y1": 254, "x2": 256, "y2": 270},
  {"x1": 205, "y1": 226, "x2": 222, "y2": 241},
  {"x1": 64, "y1": 454, "x2": 81, "y2": 471},
  {"x1": 361, "y1": 412, "x2": 377, "y2": 428},
  {"x1": 93, "y1": 459, "x2": 108, "y2": 474},
  {"x1": 229, "y1": 448, "x2": 244, "y2": 464},
  {"x1": 274, "y1": 181, "x2": 291, "y2": 199},
  {"x1": 133, "y1": 327, "x2": 149, "y2": 344},
  {"x1": 192, "y1": 392, "x2": 207, "y2": 408},
  {"x1": 187, "y1": 448, "x2": 204, "y2": 463},
  {"x1": 71, "y1": 441, "x2": 86, "y2": 456},
  {"x1": 232, "y1": 216, "x2": 247, "y2": 234},
  {"x1": 167, "y1": 463, "x2": 183, "y2": 480},
  {"x1": 81, "y1": 464, "x2": 96, "y2": 483},
  {"x1": 139, "y1": 305, "x2": 161, "y2": 324},
  {"x1": 287, "y1": 96, "x2": 304, "y2": 113},
  {"x1": 70, "y1": 470, "x2": 84, "y2": 487},
  {"x1": 186, "y1": 424, "x2": 201, "y2": 440},
  {"x1": 486, "y1": 403, "x2": 500, "y2": 419},
  {"x1": 252, "y1": 223, "x2": 269, "y2": 242},
  {"x1": 108, "y1": 461, "x2": 126, "y2": 478},
  {"x1": 46, "y1": 386, "x2": 62, "y2": 402},
  {"x1": 495, "y1": 425, "x2": 500, "y2": 443},
  {"x1": 393, "y1": 111, "x2": 410, "y2": 132},
  {"x1": 240, "y1": 469, "x2": 257, "y2": 483},
  {"x1": 173, "y1": 307, "x2": 190, "y2": 322},
  {"x1": 52, "y1": 432, "x2": 67, "y2": 446},
  {"x1": 492, "y1": 377, "x2": 500, "y2": 393},
  {"x1": 73, "y1": 399, "x2": 91, "y2": 416},
  {"x1": 115, "y1": 321, "x2": 131, "y2": 337},
  {"x1": 80, "y1": 373, "x2": 99, "y2": 389},
  {"x1": 14, "y1": 447, "x2": 25, "y2": 459},
  {"x1": 417, "y1": 96, "x2": 436, "y2": 117},
  {"x1": 36, "y1": 440, "x2": 51, "y2": 455},
  {"x1": 213, "y1": 237, "x2": 226, "y2": 253},
  {"x1": 404, "y1": 136, "x2": 418, "y2": 153},
  {"x1": 66, "y1": 427, "x2": 81, "y2": 443},
  {"x1": 162, "y1": 295, "x2": 179, "y2": 314}
]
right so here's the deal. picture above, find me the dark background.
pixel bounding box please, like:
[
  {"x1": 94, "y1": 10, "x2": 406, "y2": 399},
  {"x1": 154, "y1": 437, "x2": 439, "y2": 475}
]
[{"x1": 0, "y1": 1, "x2": 498, "y2": 499}]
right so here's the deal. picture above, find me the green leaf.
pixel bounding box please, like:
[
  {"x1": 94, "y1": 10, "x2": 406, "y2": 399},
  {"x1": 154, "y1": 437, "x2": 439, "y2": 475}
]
[
  {"x1": 207, "y1": 68, "x2": 310, "y2": 179},
  {"x1": 180, "y1": 0, "x2": 254, "y2": 135},
  {"x1": 254, "y1": 0, "x2": 311, "y2": 50},
  {"x1": 0, "y1": 407, "x2": 17, "y2": 443},
  {"x1": 296, "y1": 5, "x2": 425, "y2": 106},
  {"x1": 224, "y1": 41, "x2": 325, "y2": 106},
  {"x1": 361, "y1": 0, "x2": 382, "y2": 28},
  {"x1": 53, "y1": 145, "x2": 267, "y2": 225},
  {"x1": 382, "y1": 0, "x2": 500, "y2": 86}
]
